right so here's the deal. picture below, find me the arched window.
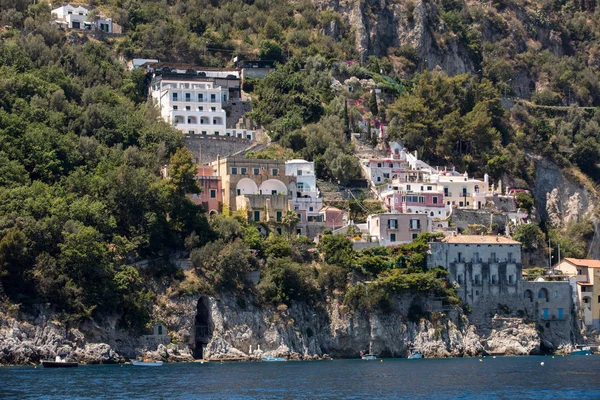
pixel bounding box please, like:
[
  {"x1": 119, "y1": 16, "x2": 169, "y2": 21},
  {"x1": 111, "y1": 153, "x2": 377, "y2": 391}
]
[
  {"x1": 524, "y1": 289, "x2": 533, "y2": 302},
  {"x1": 538, "y1": 288, "x2": 549, "y2": 302}
]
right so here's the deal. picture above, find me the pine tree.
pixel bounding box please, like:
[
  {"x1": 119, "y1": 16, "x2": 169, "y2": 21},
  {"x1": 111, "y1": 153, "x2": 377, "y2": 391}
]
[{"x1": 369, "y1": 90, "x2": 379, "y2": 117}]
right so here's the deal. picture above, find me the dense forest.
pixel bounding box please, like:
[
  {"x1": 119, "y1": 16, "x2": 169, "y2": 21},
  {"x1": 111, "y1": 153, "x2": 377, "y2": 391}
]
[{"x1": 0, "y1": 0, "x2": 599, "y2": 328}]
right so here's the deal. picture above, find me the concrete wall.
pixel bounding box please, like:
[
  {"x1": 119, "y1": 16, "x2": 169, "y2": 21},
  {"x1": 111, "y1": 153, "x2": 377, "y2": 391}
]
[{"x1": 184, "y1": 136, "x2": 252, "y2": 165}]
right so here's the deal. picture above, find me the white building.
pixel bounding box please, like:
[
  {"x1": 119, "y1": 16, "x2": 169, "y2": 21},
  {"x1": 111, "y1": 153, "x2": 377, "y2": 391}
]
[
  {"x1": 51, "y1": 5, "x2": 113, "y2": 32},
  {"x1": 428, "y1": 235, "x2": 522, "y2": 305},
  {"x1": 150, "y1": 75, "x2": 254, "y2": 139},
  {"x1": 432, "y1": 171, "x2": 491, "y2": 209},
  {"x1": 285, "y1": 159, "x2": 323, "y2": 236}
]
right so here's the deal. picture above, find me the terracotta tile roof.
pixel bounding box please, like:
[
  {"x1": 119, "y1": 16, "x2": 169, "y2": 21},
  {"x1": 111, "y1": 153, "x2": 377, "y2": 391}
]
[
  {"x1": 442, "y1": 235, "x2": 521, "y2": 244},
  {"x1": 564, "y1": 258, "x2": 600, "y2": 268}
]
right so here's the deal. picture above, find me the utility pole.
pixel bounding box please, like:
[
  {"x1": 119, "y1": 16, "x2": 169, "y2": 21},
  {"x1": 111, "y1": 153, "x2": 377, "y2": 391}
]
[{"x1": 548, "y1": 237, "x2": 552, "y2": 269}]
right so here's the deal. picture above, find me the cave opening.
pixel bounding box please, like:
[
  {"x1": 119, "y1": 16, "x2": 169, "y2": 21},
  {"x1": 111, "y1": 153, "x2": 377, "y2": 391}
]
[{"x1": 193, "y1": 296, "x2": 213, "y2": 359}]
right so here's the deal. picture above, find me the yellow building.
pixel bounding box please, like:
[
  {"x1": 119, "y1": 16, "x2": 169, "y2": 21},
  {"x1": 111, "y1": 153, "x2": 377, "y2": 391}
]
[
  {"x1": 212, "y1": 157, "x2": 296, "y2": 223},
  {"x1": 555, "y1": 258, "x2": 600, "y2": 329}
]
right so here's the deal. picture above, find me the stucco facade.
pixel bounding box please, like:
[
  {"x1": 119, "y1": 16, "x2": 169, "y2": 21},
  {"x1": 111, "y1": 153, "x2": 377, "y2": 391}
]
[
  {"x1": 367, "y1": 213, "x2": 429, "y2": 245},
  {"x1": 213, "y1": 157, "x2": 296, "y2": 222},
  {"x1": 428, "y1": 235, "x2": 522, "y2": 305},
  {"x1": 187, "y1": 166, "x2": 222, "y2": 214},
  {"x1": 555, "y1": 258, "x2": 600, "y2": 329}
]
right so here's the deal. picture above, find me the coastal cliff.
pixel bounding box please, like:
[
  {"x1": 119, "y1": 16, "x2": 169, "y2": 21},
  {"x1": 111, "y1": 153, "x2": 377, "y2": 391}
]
[{"x1": 1, "y1": 292, "x2": 563, "y2": 365}]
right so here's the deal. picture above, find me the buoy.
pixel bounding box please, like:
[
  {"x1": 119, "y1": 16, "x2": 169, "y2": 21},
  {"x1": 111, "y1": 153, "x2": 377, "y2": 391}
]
[
  {"x1": 479, "y1": 359, "x2": 483, "y2": 362},
  {"x1": 380, "y1": 360, "x2": 383, "y2": 362},
  {"x1": 552, "y1": 356, "x2": 555, "y2": 359},
  {"x1": 493, "y1": 356, "x2": 496, "y2": 359},
  {"x1": 120, "y1": 364, "x2": 123, "y2": 368},
  {"x1": 540, "y1": 362, "x2": 544, "y2": 366}
]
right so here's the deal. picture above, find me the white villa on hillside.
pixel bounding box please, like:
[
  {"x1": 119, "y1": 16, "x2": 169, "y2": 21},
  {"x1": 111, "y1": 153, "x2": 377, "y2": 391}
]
[
  {"x1": 51, "y1": 5, "x2": 113, "y2": 32},
  {"x1": 150, "y1": 73, "x2": 254, "y2": 139}
]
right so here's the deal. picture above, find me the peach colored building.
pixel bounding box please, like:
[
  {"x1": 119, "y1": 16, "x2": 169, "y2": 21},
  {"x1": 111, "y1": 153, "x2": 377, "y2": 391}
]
[
  {"x1": 188, "y1": 166, "x2": 222, "y2": 214},
  {"x1": 366, "y1": 213, "x2": 429, "y2": 245}
]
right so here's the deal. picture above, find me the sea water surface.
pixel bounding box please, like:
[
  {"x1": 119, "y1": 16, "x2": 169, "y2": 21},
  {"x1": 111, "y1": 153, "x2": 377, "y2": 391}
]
[{"x1": 2, "y1": 356, "x2": 600, "y2": 399}]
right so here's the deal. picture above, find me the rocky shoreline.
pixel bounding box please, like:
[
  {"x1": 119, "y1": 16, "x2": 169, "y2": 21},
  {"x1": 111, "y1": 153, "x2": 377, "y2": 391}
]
[{"x1": 0, "y1": 293, "x2": 577, "y2": 366}]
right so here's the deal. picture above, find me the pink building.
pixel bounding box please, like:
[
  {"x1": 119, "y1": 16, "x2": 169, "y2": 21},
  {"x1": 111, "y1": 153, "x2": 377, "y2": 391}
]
[
  {"x1": 383, "y1": 192, "x2": 446, "y2": 218},
  {"x1": 320, "y1": 206, "x2": 347, "y2": 230},
  {"x1": 188, "y1": 166, "x2": 222, "y2": 215}
]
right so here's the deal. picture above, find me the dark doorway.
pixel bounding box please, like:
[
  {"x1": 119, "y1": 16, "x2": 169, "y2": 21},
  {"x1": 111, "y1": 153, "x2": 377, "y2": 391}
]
[{"x1": 193, "y1": 296, "x2": 213, "y2": 359}]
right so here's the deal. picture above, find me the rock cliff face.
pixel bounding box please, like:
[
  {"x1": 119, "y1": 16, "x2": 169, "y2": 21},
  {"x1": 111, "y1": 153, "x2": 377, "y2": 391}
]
[
  {"x1": 316, "y1": 0, "x2": 476, "y2": 73},
  {"x1": 1, "y1": 291, "x2": 574, "y2": 365},
  {"x1": 532, "y1": 156, "x2": 600, "y2": 259}
]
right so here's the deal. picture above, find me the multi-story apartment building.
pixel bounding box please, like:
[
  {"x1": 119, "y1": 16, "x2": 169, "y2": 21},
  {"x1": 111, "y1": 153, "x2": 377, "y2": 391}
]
[
  {"x1": 366, "y1": 213, "x2": 429, "y2": 245},
  {"x1": 213, "y1": 157, "x2": 295, "y2": 223},
  {"x1": 555, "y1": 258, "x2": 600, "y2": 329},
  {"x1": 285, "y1": 160, "x2": 322, "y2": 227},
  {"x1": 428, "y1": 235, "x2": 522, "y2": 305},
  {"x1": 432, "y1": 171, "x2": 491, "y2": 209},
  {"x1": 187, "y1": 166, "x2": 222, "y2": 215},
  {"x1": 150, "y1": 71, "x2": 254, "y2": 140}
]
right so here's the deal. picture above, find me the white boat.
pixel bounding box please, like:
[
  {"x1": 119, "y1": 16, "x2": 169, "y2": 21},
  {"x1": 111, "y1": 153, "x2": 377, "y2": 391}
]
[
  {"x1": 361, "y1": 342, "x2": 377, "y2": 360},
  {"x1": 131, "y1": 359, "x2": 163, "y2": 366},
  {"x1": 408, "y1": 349, "x2": 423, "y2": 359},
  {"x1": 262, "y1": 356, "x2": 286, "y2": 362}
]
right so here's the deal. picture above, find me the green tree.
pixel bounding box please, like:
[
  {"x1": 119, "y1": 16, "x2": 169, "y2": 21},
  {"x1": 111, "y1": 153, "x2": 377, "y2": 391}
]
[{"x1": 258, "y1": 40, "x2": 283, "y2": 62}]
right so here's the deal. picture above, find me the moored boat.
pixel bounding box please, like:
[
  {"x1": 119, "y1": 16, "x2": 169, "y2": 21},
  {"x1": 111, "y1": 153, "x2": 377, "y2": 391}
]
[
  {"x1": 131, "y1": 359, "x2": 164, "y2": 366},
  {"x1": 408, "y1": 349, "x2": 423, "y2": 359},
  {"x1": 41, "y1": 355, "x2": 78, "y2": 368},
  {"x1": 571, "y1": 346, "x2": 593, "y2": 356},
  {"x1": 262, "y1": 356, "x2": 286, "y2": 362},
  {"x1": 361, "y1": 342, "x2": 377, "y2": 360}
]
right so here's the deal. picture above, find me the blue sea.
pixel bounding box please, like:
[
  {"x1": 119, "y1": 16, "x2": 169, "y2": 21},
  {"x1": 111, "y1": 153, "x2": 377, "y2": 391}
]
[{"x1": 2, "y1": 356, "x2": 600, "y2": 399}]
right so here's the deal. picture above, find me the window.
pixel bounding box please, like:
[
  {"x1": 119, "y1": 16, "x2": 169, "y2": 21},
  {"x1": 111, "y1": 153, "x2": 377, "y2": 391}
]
[
  {"x1": 231, "y1": 167, "x2": 238, "y2": 175},
  {"x1": 390, "y1": 233, "x2": 397, "y2": 242},
  {"x1": 214, "y1": 131, "x2": 219, "y2": 136},
  {"x1": 276, "y1": 211, "x2": 282, "y2": 222},
  {"x1": 198, "y1": 106, "x2": 203, "y2": 111},
  {"x1": 473, "y1": 252, "x2": 479, "y2": 263},
  {"x1": 598, "y1": 296, "x2": 600, "y2": 303},
  {"x1": 173, "y1": 105, "x2": 178, "y2": 110},
  {"x1": 407, "y1": 185, "x2": 411, "y2": 191},
  {"x1": 577, "y1": 269, "x2": 582, "y2": 275},
  {"x1": 296, "y1": 228, "x2": 302, "y2": 235},
  {"x1": 213, "y1": 119, "x2": 218, "y2": 125},
  {"x1": 188, "y1": 130, "x2": 194, "y2": 135},
  {"x1": 198, "y1": 93, "x2": 203, "y2": 101},
  {"x1": 508, "y1": 252, "x2": 513, "y2": 262},
  {"x1": 157, "y1": 325, "x2": 163, "y2": 335},
  {"x1": 543, "y1": 308, "x2": 549, "y2": 319},
  {"x1": 172, "y1": 93, "x2": 178, "y2": 101},
  {"x1": 271, "y1": 190, "x2": 277, "y2": 195},
  {"x1": 272, "y1": 168, "x2": 279, "y2": 176},
  {"x1": 427, "y1": 186, "x2": 432, "y2": 191},
  {"x1": 202, "y1": 131, "x2": 207, "y2": 135},
  {"x1": 297, "y1": 213, "x2": 302, "y2": 221},
  {"x1": 388, "y1": 219, "x2": 398, "y2": 229},
  {"x1": 211, "y1": 107, "x2": 216, "y2": 112},
  {"x1": 210, "y1": 189, "x2": 216, "y2": 199},
  {"x1": 297, "y1": 170, "x2": 303, "y2": 176},
  {"x1": 433, "y1": 196, "x2": 438, "y2": 204},
  {"x1": 236, "y1": 189, "x2": 240, "y2": 195},
  {"x1": 508, "y1": 275, "x2": 513, "y2": 284},
  {"x1": 459, "y1": 201, "x2": 464, "y2": 207},
  {"x1": 491, "y1": 275, "x2": 497, "y2": 284},
  {"x1": 185, "y1": 93, "x2": 191, "y2": 102},
  {"x1": 253, "y1": 168, "x2": 260, "y2": 175},
  {"x1": 474, "y1": 275, "x2": 480, "y2": 284},
  {"x1": 457, "y1": 274, "x2": 463, "y2": 284},
  {"x1": 491, "y1": 252, "x2": 496, "y2": 263},
  {"x1": 377, "y1": 163, "x2": 382, "y2": 168},
  {"x1": 241, "y1": 167, "x2": 247, "y2": 175},
  {"x1": 253, "y1": 211, "x2": 260, "y2": 221},
  {"x1": 410, "y1": 219, "x2": 421, "y2": 229},
  {"x1": 457, "y1": 252, "x2": 462, "y2": 262},
  {"x1": 558, "y1": 308, "x2": 564, "y2": 319},
  {"x1": 377, "y1": 177, "x2": 381, "y2": 182},
  {"x1": 211, "y1": 94, "x2": 216, "y2": 102},
  {"x1": 412, "y1": 233, "x2": 418, "y2": 239},
  {"x1": 309, "y1": 207, "x2": 314, "y2": 212}
]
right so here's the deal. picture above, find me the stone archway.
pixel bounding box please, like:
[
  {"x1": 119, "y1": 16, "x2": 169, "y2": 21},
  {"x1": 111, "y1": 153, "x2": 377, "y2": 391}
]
[{"x1": 193, "y1": 296, "x2": 214, "y2": 359}]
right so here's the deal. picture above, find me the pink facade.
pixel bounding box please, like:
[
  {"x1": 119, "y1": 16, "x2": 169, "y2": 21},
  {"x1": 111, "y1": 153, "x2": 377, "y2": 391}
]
[
  {"x1": 188, "y1": 166, "x2": 222, "y2": 214},
  {"x1": 367, "y1": 213, "x2": 429, "y2": 245},
  {"x1": 384, "y1": 192, "x2": 446, "y2": 217}
]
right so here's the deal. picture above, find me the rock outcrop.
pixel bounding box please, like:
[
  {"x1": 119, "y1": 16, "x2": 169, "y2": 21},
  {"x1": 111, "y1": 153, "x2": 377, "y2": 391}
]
[{"x1": 0, "y1": 291, "x2": 573, "y2": 365}]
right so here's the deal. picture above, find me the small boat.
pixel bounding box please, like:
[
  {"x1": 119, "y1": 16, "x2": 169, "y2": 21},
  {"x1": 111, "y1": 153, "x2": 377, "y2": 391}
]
[
  {"x1": 361, "y1": 342, "x2": 377, "y2": 360},
  {"x1": 42, "y1": 355, "x2": 78, "y2": 368},
  {"x1": 571, "y1": 346, "x2": 593, "y2": 356},
  {"x1": 408, "y1": 349, "x2": 423, "y2": 359},
  {"x1": 131, "y1": 359, "x2": 164, "y2": 366},
  {"x1": 262, "y1": 356, "x2": 286, "y2": 362}
]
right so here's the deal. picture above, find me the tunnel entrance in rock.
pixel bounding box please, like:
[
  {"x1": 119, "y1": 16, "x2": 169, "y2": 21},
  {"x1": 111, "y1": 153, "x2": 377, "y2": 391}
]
[{"x1": 193, "y1": 296, "x2": 213, "y2": 359}]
